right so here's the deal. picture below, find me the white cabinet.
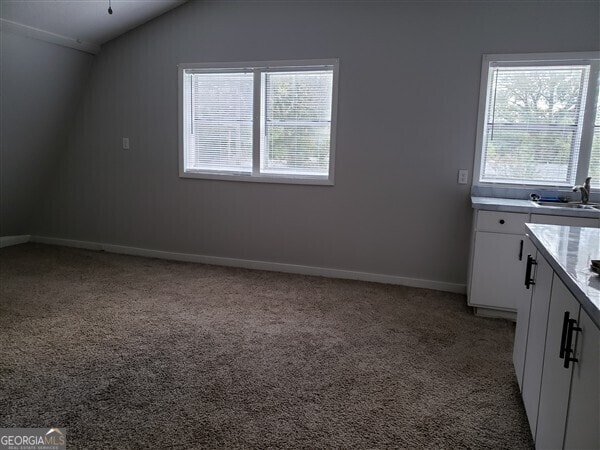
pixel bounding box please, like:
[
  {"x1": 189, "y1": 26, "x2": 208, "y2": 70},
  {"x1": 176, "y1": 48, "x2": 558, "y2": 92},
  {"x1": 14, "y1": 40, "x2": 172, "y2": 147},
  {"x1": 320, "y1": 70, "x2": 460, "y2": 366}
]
[
  {"x1": 517, "y1": 270, "x2": 600, "y2": 449},
  {"x1": 535, "y1": 278, "x2": 580, "y2": 448},
  {"x1": 513, "y1": 248, "x2": 536, "y2": 389},
  {"x1": 513, "y1": 239, "x2": 539, "y2": 389},
  {"x1": 468, "y1": 210, "x2": 531, "y2": 317},
  {"x1": 520, "y1": 253, "x2": 553, "y2": 437},
  {"x1": 513, "y1": 224, "x2": 599, "y2": 448},
  {"x1": 470, "y1": 231, "x2": 530, "y2": 311},
  {"x1": 563, "y1": 310, "x2": 600, "y2": 450},
  {"x1": 469, "y1": 208, "x2": 599, "y2": 317}
]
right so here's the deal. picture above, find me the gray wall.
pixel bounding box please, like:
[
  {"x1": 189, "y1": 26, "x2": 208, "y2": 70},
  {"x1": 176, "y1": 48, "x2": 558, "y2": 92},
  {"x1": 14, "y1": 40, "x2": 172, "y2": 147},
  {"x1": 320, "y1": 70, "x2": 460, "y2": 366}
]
[
  {"x1": 0, "y1": 31, "x2": 93, "y2": 236},
  {"x1": 33, "y1": 1, "x2": 599, "y2": 287}
]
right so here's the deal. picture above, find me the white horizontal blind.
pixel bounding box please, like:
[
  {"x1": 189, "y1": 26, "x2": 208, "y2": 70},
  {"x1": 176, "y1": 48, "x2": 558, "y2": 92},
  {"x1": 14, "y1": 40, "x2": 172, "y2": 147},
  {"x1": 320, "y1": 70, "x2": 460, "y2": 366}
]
[
  {"x1": 261, "y1": 70, "x2": 333, "y2": 176},
  {"x1": 590, "y1": 99, "x2": 600, "y2": 187},
  {"x1": 185, "y1": 72, "x2": 253, "y2": 173},
  {"x1": 481, "y1": 65, "x2": 590, "y2": 185}
]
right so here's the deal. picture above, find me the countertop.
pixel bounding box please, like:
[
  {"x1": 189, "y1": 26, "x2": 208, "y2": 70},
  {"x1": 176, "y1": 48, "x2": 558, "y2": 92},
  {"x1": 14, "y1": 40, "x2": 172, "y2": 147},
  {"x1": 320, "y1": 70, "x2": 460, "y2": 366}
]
[
  {"x1": 526, "y1": 224, "x2": 599, "y2": 328},
  {"x1": 472, "y1": 196, "x2": 600, "y2": 219}
]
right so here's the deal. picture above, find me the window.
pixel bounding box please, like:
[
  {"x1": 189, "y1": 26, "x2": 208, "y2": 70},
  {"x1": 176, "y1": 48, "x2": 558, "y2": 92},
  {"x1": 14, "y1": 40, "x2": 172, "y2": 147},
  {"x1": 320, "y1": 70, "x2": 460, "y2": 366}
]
[
  {"x1": 474, "y1": 53, "x2": 600, "y2": 188},
  {"x1": 179, "y1": 60, "x2": 338, "y2": 185},
  {"x1": 590, "y1": 99, "x2": 600, "y2": 184}
]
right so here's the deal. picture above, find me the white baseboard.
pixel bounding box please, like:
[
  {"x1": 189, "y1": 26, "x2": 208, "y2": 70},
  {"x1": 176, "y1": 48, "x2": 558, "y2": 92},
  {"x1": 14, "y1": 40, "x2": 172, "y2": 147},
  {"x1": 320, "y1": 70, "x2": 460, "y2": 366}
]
[
  {"x1": 30, "y1": 235, "x2": 467, "y2": 294},
  {"x1": 33, "y1": 236, "x2": 103, "y2": 251},
  {"x1": 473, "y1": 306, "x2": 517, "y2": 322},
  {"x1": 0, "y1": 235, "x2": 31, "y2": 248}
]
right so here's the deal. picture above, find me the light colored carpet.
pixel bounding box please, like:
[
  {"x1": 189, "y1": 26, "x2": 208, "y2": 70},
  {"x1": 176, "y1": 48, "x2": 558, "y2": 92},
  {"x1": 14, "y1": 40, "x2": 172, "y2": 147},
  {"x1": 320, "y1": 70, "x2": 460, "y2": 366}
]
[{"x1": 0, "y1": 243, "x2": 533, "y2": 449}]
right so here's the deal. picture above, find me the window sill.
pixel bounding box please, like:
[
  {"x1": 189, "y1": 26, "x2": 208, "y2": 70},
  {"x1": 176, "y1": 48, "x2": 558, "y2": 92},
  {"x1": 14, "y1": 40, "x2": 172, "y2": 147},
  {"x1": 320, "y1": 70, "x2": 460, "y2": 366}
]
[{"x1": 179, "y1": 170, "x2": 334, "y2": 186}]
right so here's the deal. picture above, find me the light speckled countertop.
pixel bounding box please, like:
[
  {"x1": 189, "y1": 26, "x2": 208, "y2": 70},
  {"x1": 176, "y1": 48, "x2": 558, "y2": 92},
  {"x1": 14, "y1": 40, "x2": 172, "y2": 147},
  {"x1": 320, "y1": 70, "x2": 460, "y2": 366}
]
[
  {"x1": 526, "y1": 224, "x2": 599, "y2": 328},
  {"x1": 472, "y1": 196, "x2": 600, "y2": 219}
]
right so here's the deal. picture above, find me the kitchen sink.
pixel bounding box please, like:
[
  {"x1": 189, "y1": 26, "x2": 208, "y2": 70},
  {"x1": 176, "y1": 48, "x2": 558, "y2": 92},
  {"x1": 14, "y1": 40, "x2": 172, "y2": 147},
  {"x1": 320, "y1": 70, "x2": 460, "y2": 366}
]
[{"x1": 531, "y1": 201, "x2": 600, "y2": 210}]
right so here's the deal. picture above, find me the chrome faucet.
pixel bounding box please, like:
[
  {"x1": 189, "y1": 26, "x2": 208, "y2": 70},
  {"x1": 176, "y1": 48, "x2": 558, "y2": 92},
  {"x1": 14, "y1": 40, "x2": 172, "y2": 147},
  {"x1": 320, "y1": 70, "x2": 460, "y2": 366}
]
[{"x1": 572, "y1": 177, "x2": 591, "y2": 204}]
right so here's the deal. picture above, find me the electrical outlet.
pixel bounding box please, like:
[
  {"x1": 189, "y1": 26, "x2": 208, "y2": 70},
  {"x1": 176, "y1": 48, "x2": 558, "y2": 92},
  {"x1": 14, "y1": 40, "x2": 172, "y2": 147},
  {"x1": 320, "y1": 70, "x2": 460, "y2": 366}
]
[
  {"x1": 122, "y1": 137, "x2": 130, "y2": 150},
  {"x1": 458, "y1": 169, "x2": 468, "y2": 185}
]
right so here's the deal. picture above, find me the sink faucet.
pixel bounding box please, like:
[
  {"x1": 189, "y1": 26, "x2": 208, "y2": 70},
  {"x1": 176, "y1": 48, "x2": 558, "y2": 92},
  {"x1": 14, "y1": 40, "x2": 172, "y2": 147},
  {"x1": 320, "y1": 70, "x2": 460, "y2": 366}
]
[{"x1": 572, "y1": 177, "x2": 591, "y2": 204}]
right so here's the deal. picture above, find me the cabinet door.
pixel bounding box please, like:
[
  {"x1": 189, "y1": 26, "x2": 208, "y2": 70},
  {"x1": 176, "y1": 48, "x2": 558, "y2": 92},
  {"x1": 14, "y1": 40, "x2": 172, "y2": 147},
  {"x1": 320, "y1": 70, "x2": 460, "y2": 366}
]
[
  {"x1": 469, "y1": 232, "x2": 529, "y2": 310},
  {"x1": 513, "y1": 239, "x2": 537, "y2": 390},
  {"x1": 564, "y1": 310, "x2": 600, "y2": 450},
  {"x1": 535, "y1": 278, "x2": 580, "y2": 448},
  {"x1": 520, "y1": 253, "x2": 554, "y2": 438}
]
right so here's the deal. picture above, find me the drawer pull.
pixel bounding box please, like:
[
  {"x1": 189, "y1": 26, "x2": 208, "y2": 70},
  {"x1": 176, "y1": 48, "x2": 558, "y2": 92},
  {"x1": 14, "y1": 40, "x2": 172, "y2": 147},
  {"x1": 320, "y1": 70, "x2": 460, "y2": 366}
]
[{"x1": 499, "y1": 219, "x2": 505, "y2": 224}]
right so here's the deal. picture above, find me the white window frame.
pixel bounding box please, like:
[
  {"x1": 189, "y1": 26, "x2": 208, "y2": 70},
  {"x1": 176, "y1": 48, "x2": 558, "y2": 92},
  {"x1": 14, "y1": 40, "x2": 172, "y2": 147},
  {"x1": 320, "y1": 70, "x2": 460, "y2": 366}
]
[
  {"x1": 473, "y1": 51, "x2": 600, "y2": 190},
  {"x1": 178, "y1": 59, "x2": 339, "y2": 185}
]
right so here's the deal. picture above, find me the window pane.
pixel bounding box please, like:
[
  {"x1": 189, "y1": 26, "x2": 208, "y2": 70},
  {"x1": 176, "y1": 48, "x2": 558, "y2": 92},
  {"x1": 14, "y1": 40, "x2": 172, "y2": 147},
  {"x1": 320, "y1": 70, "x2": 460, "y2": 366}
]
[
  {"x1": 590, "y1": 99, "x2": 600, "y2": 188},
  {"x1": 482, "y1": 127, "x2": 577, "y2": 184},
  {"x1": 481, "y1": 65, "x2": 589, "y2": 185},
  {"x1": 262, "y1": 71, "x2": 333, "y2": 176},
  {"x1": 264, "y1": 125, "x2": 331, "y2": 174},
  {"x1": 185, "y1": 72, "x2": 253, "y2": 173}
]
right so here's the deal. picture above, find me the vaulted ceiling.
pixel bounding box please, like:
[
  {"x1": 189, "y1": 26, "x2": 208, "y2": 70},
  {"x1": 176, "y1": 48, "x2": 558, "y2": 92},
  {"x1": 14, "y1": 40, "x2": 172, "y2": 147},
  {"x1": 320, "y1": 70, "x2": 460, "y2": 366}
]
[{"x1": 0, "y1": 0, "x2": 187, "y2": 53}]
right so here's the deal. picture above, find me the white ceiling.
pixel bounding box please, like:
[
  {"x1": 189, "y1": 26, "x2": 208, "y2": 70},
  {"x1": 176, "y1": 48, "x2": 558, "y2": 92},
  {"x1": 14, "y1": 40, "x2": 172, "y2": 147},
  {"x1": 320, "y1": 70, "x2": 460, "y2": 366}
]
[{"x1": 0, "y1": 0, "x2": 187, "y2": 49}]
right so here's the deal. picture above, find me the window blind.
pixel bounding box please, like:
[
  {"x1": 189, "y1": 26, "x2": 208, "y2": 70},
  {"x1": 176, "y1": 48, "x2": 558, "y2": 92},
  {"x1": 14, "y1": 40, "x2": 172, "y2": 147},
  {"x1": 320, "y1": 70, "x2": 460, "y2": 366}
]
[
  {"x1": 185, "y1": 72, "x2": 253, "y2": 173},
  {"x1": 180, "y1": 60, "x2": 338, "y2": 183},
  {"x1": 261, "y1": 70, "x2": 333, "y2": 176},
  {"x1": 480, "y1": 65, "x2": 590, "y2": 185}
]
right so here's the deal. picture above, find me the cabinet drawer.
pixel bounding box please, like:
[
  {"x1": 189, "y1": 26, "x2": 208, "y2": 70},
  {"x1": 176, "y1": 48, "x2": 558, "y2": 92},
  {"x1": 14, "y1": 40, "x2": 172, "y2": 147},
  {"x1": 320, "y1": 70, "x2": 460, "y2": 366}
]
[{"x1": 476, "y1": 210, "x2": 529, "y2": 234}]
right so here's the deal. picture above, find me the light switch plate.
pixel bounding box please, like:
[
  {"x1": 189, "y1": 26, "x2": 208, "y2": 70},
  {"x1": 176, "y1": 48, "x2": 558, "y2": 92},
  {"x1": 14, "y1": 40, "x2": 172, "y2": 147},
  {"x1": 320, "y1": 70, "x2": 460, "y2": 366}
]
[
  {"x1": 458, "y1": 169, "x2": 468, "y2": 184},
  {"x1": 122, "y1": 137, "x2": 130, "y2": 150}
]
